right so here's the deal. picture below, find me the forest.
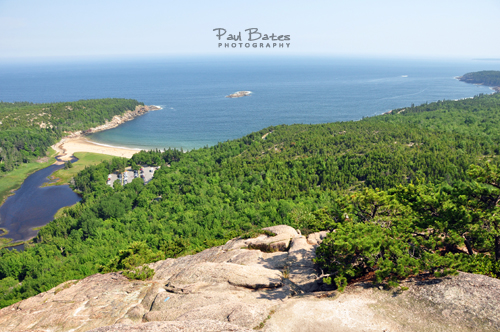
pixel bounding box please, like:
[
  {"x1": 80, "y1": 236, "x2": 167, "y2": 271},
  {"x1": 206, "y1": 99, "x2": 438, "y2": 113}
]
[
  {"x1": 459, "y1": 70, "x2": 500, "y2": 87},
  {"x1": 1, "y1": 92, "x2": 500, "y2": 307},
  {"x1": 0, "y1": 99, "x2": 142, "y2": 173}
]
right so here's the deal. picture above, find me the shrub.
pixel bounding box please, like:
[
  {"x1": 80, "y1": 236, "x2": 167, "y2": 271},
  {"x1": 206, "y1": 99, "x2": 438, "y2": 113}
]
[{"x1": 99, "y1": 241, "x2": 164, "y2": 280}]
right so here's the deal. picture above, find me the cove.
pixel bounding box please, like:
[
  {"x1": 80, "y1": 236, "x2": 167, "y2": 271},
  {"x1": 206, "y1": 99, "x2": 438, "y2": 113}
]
[{"x1": 0, "y1": 158, "x2": 81, "y2": 249}]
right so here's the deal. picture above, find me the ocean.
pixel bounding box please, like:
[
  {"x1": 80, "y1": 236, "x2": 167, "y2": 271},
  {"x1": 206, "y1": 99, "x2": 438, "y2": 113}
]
[{"x1": 1, "y1": 56, "x2": 499, "y2": 150}]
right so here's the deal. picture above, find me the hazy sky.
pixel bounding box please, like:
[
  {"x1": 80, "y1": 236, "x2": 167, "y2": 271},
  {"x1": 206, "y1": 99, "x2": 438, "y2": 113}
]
[{"x1": 1, "y1": 0, "x2": 499, "y2": 60}]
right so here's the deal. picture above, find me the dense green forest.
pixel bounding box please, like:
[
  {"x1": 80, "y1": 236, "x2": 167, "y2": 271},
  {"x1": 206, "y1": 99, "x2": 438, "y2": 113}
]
[
  {"x1": 1, "y1": 93, "x2": 500, "y2": 307},
  {"x1": 0, "y1": 99, "x2": 142, "y2": 173},
  {"x1": 459, "y1": 70, "x2": 500, "y2": 87}
]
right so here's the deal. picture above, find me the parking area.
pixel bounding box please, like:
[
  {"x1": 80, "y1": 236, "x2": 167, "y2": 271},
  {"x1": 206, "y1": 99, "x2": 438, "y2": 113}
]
[{"x1": 106, "y1": 166, "x2": 159, "y2": 187}]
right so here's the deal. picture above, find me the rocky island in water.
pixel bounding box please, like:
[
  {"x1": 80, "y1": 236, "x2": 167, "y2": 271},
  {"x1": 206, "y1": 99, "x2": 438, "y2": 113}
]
[{"x1": 226, "y1": 91, "x2": 252, "y2": 98}]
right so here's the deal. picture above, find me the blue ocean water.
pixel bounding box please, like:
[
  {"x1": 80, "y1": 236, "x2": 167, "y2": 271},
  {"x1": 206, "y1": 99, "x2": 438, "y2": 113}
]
[{"x1": 1, "y1": 56, "x2": 499, "y2": 150}]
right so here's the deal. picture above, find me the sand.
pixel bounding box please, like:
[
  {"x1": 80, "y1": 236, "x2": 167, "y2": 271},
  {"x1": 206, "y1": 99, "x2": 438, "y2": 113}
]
[
  {"x1": 52, "y1": 136, "x2": 141, "y2": 162},
  {"x1": 48, "y1": 105, "x2": 163, "y2": 162}
]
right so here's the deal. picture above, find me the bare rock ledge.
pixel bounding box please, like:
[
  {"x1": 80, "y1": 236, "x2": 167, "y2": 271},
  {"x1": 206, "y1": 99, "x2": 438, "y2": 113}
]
[{"x1": 1, "y1": 225, "x2": 500, "y2": 332}]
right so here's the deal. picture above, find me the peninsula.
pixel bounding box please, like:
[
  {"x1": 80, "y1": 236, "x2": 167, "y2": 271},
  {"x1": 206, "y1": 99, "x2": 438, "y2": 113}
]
[
  {"x1": 226, "y1": 91, "x2": 252, "y2": 98},
  {"x1": 458, "y1": 70, "x2": 500, "y2": 92}
]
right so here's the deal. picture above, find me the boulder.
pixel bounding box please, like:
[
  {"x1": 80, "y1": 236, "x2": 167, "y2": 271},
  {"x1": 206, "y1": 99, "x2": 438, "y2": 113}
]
[
  {"x1": 223, "y1": 225, "x2": 299, "y2": 252},
  {"x1": 262, "y1": 225, "x2": 299, "y2": 237},
  {"x1": 166, "y1": 262, "x2": 283, "y2": 289},
  {"x1": 286, "y1": 237, "x2": 323, "y2": 293},
  {"x1": 307, "y1": 231, "x2": 329, "y2": 245}
]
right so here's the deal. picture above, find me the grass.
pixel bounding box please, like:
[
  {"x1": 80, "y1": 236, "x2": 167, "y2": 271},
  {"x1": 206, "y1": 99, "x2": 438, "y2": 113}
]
[
  {"x1": 253, "y1": 309, "x2": 276, "y2": 330},
  {"x1": 0, "y1": 227, "x2": 26, "y2": 249},
  {"x1": 0, "y1": 240, "x2": 26, "y2": 250},
  {"x1": 0, "y1": 228, "x2": 12, "y2": 247},
  {"x1": 0, "y1": 147, "x2": 57, "y2": 205},
  {"x1": 282, "y1": 266, "x2": 290, "y2": 279},
  {"x1": 54, "y1": 280, "x2": 78, "y2": 294},
  {"x1": 52, "y1": 205, "x2": 77, "y2": 220},
  {"x1": 45, "y1": 152, "x2": 114, "y2": 186}
]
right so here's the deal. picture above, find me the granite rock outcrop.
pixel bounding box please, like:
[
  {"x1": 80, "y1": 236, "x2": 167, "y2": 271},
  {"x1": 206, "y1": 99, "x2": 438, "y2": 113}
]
[{"x1": 1, "y1": 225, "x2": 499, "y2": 332}]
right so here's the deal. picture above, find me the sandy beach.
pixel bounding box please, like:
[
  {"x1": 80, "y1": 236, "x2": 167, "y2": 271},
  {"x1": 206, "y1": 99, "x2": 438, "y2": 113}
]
[
  {"x1": 52, "y1": 137, "x2": 141, "y2": 162},
  {"x1": 50, "y1": 105, "x2": 161, "y2": 162}
]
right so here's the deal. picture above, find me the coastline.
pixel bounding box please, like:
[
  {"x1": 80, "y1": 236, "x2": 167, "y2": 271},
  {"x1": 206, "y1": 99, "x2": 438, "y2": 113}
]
[
  {"x1": 456, "y1": 75, "x2": 500, "y2": 94},
  {"x1": 52, "y1": 137, "x2": 141, "y2": 162},
  {"x1": 381, "y1": 81, "x2": 499, "y2": 116},
  {"x1": 51, "y1": 105, "x2": 161, "y2": 161}
]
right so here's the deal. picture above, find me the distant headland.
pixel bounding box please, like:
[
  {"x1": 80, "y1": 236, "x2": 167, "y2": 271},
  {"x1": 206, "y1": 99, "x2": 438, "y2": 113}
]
[
  {"x1": 226, "y1": 91, "x2": 252, "y2": 98},
  {"x1": 458, "y1": 70, "x2": 500, "y2": 92}
]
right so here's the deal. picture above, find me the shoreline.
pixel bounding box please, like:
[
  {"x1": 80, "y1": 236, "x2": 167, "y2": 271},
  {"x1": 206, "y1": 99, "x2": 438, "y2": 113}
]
[
  {"x1": 381, "y1": 83, "x2": 499, "y2": 116},
  {"x1": 49, "y1": 84, "x2": 500, "y2": 162},
  {"x1": 455, "y1": 76, "x2": 500, "y2": 94},
  {"x1": 51, "y1": 105, "x2": 161, "y2": 161},
  {"x1": 52, "y1": 137, "x2": 141, "y2": 162}
]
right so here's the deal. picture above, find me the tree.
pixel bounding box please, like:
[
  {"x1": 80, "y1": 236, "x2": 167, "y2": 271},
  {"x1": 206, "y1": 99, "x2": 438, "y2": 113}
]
[
  {"x1": 466, "y1": 163, "x2": 500, "y2": 261},
  {"x1": 110, "y1": 157, "x2": 127, "y2": 174},
  {"x1": 315, "y1": 188, "x2": 458, "y2": 290}
]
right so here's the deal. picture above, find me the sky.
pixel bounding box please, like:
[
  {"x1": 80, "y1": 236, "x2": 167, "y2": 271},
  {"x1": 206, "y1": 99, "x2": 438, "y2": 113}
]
[{"x1": 1, "y1": 0, "x2": 499, "y2": 61}]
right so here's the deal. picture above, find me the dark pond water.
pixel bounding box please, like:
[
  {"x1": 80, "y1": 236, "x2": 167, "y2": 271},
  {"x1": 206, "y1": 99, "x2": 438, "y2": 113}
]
[{"x1": 0, "y1": 158, "x2": 81, "y2": 248}]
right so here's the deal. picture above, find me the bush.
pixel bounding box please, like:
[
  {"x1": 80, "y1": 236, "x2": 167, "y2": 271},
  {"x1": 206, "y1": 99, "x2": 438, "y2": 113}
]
[
  {"x1": 123, "y1": 266, "x2": 156, "y2": 281},
  {"x1": 99, "y1": 242, "x2": 164, "y2": 280},
  {"x1": 315, "y1": 222, "x2": 458, "y2": 290}
]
